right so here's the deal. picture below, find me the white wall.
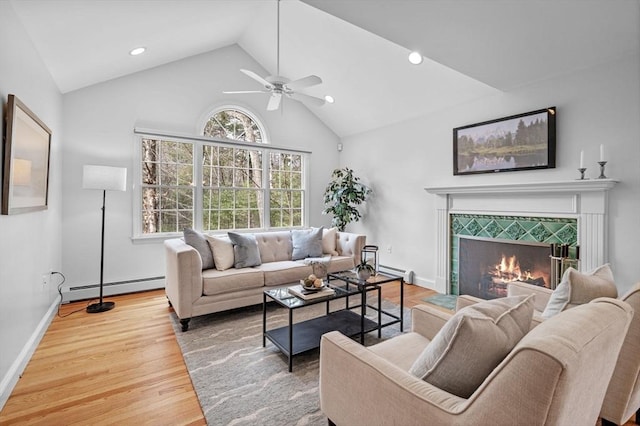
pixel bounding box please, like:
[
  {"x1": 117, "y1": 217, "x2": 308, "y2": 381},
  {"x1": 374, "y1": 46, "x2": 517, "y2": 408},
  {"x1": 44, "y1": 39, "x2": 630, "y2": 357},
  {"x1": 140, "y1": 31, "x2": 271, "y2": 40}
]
[
  {"x1": 341, "y1": 54, "x2": 640, "y2": 294},
  {"x1": 0, "y1": 2, "x2": 63, "y2": 406},
  {"x1": 61, "y1": 44, "x2": 340, "y2": 289}
]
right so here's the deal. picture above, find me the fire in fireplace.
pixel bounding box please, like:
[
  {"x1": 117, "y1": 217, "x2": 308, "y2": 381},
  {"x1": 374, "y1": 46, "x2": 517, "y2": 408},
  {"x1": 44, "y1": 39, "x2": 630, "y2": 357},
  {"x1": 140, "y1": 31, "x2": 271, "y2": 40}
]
[{"x1": 458, "y1": 236, "x2": 551, "y2": 299}]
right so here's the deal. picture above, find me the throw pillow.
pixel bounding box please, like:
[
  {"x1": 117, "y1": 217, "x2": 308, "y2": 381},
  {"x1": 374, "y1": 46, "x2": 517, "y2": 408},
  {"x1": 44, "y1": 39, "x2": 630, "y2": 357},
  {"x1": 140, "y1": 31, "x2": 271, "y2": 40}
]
[
  {"x1": 542, "y1": 263, "x2": 617, "y2": 319},
  {"x1": 409, "y1": 295, "x2": 534, "y2": 399},
  {"x1": 183, "y1": 228, "x2": 214, "y2": 270},
  {"x1": 321, "y1": 227, "x2": 339, "y2": 255},
  {"x1": 291, "y1": 227, "x2": 324, "y2": 260},
  {"x1": 205, "y1": 235, "x2": 235, "y2": 271},
  {"x1": 228, "y1": 232, "x2": 262, "y2": 268}
]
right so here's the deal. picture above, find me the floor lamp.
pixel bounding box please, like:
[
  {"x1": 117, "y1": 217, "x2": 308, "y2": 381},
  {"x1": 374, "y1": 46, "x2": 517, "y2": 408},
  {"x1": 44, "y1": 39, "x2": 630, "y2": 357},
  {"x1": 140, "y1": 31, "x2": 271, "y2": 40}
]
[{"x1": 82, "y1": 165, "x2": 127, "y2": 314}]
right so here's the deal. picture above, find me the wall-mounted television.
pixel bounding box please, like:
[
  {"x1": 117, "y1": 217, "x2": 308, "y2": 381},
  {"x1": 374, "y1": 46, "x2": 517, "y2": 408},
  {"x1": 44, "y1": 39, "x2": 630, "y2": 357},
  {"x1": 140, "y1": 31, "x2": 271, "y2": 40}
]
[
  {"x1": 453, "y1": 107, "x2": 556, "y2": 176},
  {"x1": 2, "y1": 94, "x2": 52, "y2": 215}
]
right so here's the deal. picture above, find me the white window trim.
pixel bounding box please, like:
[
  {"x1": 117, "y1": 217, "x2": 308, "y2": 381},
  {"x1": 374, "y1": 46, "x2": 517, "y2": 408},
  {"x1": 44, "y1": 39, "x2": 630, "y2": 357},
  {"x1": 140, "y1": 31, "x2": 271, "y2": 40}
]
[{"x1": 131, "y1": 128, "x2": 311, "y2": 242}]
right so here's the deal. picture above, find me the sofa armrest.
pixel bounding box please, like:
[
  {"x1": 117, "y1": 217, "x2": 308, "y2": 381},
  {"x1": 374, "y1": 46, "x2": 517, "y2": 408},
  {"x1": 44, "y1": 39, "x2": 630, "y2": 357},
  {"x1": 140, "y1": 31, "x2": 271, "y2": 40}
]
[
  {"x1": 164, "y1": 238, "x2": 204, "y2": 321},
  {"x1": 335, "y1": 231, "x2": 366, "y2": 266},
  {"x1": 411, "y1": 304, "x2": 453, "y2": 340},
  {"x1": 319, "y1": 331, "x2": 467, "y2": 426},
  {"x1": 455, "y1": 294, "x2": 484, "y2": 311},
  {"x1": 507, "y1": 281, "x2": 552, "y2": 313}
]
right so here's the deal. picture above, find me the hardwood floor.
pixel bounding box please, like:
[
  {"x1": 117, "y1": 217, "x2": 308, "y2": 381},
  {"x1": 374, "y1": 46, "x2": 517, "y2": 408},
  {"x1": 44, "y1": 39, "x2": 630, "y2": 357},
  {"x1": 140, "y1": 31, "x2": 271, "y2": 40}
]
[
  {"x1": 0, "y1": 282, "x2": 436, "y2": 424},
  {"x1": 2, "y1": 283, "x2": 632, "y2": 425},
  {"x1": 0, "y1": 290, "x2": 206, "y2": 425}
]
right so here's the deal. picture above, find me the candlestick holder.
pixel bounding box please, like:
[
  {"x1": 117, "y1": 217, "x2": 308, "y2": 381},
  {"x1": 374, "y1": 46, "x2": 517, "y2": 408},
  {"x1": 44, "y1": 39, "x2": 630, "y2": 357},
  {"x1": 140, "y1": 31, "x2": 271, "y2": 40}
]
[
  {"x1": 578, "y1": 168, "x2": 587, "y2": 180},
  {"x1": 597, "y1": 161, "x2": 608, "y2": 179}
]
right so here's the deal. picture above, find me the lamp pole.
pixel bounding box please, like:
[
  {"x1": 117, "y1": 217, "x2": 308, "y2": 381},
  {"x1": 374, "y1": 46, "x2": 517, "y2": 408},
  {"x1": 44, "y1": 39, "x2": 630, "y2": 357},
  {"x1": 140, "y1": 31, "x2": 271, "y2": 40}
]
[{"x1": 86, "y1": 189, "x2": 115, "y2": 313}]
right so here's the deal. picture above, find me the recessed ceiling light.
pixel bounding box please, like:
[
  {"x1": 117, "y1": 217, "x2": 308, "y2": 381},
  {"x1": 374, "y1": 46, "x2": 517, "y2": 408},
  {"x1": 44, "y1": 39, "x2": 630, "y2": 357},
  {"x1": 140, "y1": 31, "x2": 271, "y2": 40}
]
[
  {"x1": 129, "y1": 47, "x2": 146, "y2": 56},
  {"x1": 324, "y1": 95, "x2": 335, "y2": 104},
  {"x1": 408, "y1": 51, "x2": 423, "y2": 65}
]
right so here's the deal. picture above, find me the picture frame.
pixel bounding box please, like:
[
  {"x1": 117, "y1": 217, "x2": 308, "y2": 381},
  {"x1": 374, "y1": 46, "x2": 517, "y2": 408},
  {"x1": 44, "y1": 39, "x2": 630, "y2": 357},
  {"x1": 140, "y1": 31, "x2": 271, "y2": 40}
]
[
  {"x1": 2, "y1": 94, "x2": 52, "y2": 215},
  {"x1": 453, "y1": 107, "x2": 556, "y2": 175}
]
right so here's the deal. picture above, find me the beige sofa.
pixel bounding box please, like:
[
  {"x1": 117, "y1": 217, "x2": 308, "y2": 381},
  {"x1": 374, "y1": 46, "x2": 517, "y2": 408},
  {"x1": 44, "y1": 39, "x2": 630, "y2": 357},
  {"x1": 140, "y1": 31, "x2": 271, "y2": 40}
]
[
  {"x1": 319, "y1": 297, "x2": 633, "y2": 426},
  {"x1": 165, "y1": 229, "x2": 365, "y2": 331}
]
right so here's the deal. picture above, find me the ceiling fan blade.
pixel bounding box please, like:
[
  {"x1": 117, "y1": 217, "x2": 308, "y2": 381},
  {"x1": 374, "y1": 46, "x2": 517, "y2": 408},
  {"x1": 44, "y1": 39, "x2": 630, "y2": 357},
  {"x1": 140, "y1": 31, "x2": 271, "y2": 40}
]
[
  {"x1": 240, "y1": 69, "x2": 273, "y2": 89},
  {"x1": 286, "y1": 75, "x2": 322, "y2": 91},
  {"x1": 267, "y1": 93, "x2": 282, "y2": 111},
  {"x1": 223, "y1": 90, "x2": 268, "y2": 94},
  {"x1": 289, "y1": 91, "x2": 326, "y2": 107}
]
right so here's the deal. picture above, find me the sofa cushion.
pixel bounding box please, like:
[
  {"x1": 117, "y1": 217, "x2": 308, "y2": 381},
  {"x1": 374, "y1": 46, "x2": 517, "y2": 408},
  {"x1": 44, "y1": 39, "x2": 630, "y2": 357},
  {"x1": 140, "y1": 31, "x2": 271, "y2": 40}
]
[
  {"x1": 326, "y1": 255, "x2": 357, "y2": 273},
  {"x1": 291, "y1": 227, "x2": 323, "y2": 260},
  {"x1": 370, "y1": 332, "x2": 431, "y2": 371},
  {"x1": 256, "y1": 231, "x2": 293, "y2": 263},
  {"x1": 184, "y1": 228, "x2": 214, "y2": 270},
  {"x1": 409, "y1": 295, "x2": 534, "y2": 398},
  {"x1": 321, "y1": 227, "x2": 339, "y2": 255},
  {"x1": 259, "y1": 261, "x2": 313, "y2": 287},
  {"x1": 542, "y1": 263, "x2": 617, "y2": 319},
  {"x1": 228, "y1": 232, "x2": 262, "y2": 268},
  {"x1": 206, "y1": 235, "x2": 235, "y2": 271},
  {"x1": 202, "y1": 268, "x2": 264, "y2": 296}
]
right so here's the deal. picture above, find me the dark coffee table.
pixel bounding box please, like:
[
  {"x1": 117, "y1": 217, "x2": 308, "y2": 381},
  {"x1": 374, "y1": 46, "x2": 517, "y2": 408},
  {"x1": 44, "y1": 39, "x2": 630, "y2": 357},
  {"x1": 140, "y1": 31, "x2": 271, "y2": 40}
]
[{"x1": 263, "y1": 271, "x2": 404, "y2": 372}]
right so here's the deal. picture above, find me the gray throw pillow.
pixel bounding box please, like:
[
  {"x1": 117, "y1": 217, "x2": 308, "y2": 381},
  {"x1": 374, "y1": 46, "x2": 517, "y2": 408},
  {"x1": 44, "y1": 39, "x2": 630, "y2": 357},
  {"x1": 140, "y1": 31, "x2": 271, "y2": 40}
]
[
  {"x1": 291, "y1": 227, "x2": 323, "y2": 261},
  {"x1": 542, "y1": 263, "x2": 617, "y2": 319},
  {"x1": 409, "y1": 295, "x2": 534, "y2": 398},
  {"x1": 183, "y1": 228, "x2": 215, "y2": 270},
  {"x1": 228, "y1": 232, "x2": 262, "y2": 268}
]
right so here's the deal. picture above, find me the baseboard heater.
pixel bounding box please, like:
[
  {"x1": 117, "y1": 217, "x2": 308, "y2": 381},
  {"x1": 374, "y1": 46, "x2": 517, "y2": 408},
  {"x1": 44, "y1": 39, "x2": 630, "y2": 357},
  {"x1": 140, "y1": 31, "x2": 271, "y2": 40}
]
[
  {"x1": 378, "y1": 265, "x2": 414, "y2": 284},
  {"x1": 64, "y1": 276, "x2": 165, "y2": 303}
]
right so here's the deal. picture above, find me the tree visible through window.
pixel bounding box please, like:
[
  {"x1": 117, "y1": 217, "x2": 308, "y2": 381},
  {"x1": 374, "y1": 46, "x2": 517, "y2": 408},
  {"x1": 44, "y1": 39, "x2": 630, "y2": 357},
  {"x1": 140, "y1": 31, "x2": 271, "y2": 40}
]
[
  {"x1": 138, "y1": 107, "x2": 305, "y2": 235},
  {"x1": 141, "y1": 139, "x2": 193, "y2": 234}
]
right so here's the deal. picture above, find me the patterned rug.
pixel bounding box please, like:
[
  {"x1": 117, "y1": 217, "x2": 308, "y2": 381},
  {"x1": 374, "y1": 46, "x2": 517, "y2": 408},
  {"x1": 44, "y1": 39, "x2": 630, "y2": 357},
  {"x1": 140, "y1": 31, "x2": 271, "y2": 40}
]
[
  {"x1": 422, "y1": 294, "x2": 457, "y2": 311},
  {"x1": 170, "y1": 298, "x2": 409, "y2": 426}
]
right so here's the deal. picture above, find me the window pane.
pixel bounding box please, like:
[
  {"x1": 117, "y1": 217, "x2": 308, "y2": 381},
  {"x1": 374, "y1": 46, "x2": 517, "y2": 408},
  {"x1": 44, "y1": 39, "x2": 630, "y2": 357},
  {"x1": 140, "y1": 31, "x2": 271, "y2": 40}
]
[{"x1": 140, "y1": 138, "x2": 193, "y2": 234}]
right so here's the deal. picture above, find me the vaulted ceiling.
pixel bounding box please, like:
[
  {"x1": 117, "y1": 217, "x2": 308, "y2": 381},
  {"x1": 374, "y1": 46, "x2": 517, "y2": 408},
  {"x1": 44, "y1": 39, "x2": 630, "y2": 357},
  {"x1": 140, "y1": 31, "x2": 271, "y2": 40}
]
[{"x1": 9, "y1": 0, "x2": 639, "y2": 138}]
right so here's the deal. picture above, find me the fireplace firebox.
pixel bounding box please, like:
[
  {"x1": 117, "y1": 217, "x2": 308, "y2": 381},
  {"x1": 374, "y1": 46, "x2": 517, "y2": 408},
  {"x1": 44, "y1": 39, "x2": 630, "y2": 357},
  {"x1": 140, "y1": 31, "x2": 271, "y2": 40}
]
[{"x1": 458, "y1": 236, "x2": 551, "y2": 300}]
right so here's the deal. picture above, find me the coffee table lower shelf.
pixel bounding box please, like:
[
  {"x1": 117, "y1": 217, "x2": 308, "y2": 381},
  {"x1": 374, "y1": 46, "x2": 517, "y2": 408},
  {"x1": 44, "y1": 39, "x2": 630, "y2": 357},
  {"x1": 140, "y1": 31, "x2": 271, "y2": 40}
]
[{"x1": 264, "y1": 309, "x2": 378, "y2": 369}]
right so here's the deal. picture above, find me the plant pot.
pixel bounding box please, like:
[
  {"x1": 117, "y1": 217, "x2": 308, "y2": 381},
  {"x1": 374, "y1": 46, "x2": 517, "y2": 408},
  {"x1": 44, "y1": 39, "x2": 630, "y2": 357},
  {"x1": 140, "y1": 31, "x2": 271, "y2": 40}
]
[{"x1": 357, "y1": 270, "x2": 372, "y2": 281}]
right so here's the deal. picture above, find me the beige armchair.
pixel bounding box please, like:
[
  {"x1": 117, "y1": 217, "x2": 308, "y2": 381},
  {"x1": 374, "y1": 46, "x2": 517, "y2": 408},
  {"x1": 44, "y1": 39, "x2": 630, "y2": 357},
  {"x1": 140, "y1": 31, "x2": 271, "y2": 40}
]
[
  {"x1": 319, "y1": 298, "x2": 632, "y2": 426},
  {"x1": 601, "y1": 282, "x2": 640, "y2": 426},
  {"x1": 497, "y1": 280, "x2": 640, "y2": 425}
]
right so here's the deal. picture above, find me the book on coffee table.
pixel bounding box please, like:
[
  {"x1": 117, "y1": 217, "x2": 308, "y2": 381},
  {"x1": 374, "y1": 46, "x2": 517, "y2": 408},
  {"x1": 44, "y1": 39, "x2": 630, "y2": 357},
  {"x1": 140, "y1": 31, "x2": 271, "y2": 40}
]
[{"x1": 288, "y1": 284, "x2": 335, "y2": 300}]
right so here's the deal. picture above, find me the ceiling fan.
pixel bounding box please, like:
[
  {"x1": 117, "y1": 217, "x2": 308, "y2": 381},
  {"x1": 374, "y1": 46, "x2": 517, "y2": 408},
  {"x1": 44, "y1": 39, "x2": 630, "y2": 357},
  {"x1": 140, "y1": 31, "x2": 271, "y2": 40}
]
[{"x1": 223, "y1": 0, "x2": 326, "y2": 111}]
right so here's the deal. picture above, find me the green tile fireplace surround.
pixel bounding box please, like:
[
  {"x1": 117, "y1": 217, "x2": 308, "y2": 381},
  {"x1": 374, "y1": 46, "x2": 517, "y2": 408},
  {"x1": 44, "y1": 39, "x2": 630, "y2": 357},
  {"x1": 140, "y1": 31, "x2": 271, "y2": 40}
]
[
  {"x1": 450, "y1": 214, "x2": 577, "y2": 295},
  {"x1": 425, "y1": 179, "x2": 618, "y2": 296}
]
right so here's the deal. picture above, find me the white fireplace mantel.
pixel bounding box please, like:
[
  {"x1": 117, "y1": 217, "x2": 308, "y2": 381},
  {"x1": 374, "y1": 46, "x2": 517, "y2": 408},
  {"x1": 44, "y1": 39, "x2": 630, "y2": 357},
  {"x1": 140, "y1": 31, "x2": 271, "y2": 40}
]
[{"x1": 424, "y1": 179, "x2": 618, "y2": 294}]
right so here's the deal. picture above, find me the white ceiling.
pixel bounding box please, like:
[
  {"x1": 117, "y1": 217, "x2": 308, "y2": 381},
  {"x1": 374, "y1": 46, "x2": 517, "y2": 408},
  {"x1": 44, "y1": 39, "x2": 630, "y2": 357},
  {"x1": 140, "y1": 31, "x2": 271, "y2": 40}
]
[{"x1": 9, "y1": 0, "x2": 640, "y2": 138}]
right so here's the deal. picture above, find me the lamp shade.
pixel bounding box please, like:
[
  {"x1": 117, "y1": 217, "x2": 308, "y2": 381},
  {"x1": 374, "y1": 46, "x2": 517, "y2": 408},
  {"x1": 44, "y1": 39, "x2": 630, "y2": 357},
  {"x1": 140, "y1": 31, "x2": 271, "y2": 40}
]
[{"x1": 82, "y1": 165, "x2": 127, "y2": 191}]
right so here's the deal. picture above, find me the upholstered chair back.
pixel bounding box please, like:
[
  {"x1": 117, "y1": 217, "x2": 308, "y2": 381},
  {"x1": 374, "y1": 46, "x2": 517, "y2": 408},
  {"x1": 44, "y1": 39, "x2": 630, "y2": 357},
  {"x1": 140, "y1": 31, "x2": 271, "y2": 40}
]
[{"x1": 600, "y1": 282, "x2": 640, "y2": 425}]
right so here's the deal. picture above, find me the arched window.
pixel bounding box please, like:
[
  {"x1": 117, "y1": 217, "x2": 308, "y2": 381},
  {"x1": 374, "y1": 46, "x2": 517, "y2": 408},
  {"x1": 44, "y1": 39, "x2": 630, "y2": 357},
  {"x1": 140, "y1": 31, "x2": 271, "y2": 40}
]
[
  {"x1": 203, "y1": 108, "x2": 265, "y2": 143},
  {"x1": 134, "y1": 106, "x2": 308, "y2": 237}
]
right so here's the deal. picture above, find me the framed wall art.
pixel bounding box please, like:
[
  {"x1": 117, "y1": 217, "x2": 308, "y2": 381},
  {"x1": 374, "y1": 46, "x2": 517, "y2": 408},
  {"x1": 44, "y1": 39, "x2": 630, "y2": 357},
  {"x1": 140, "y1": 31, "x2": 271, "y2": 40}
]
[
  {"x1": 453, "y1": 107, "x2": 556, "y2": 175},
  {"x1": 2, "y1": 94, "x2": 52, "y2": 215}
]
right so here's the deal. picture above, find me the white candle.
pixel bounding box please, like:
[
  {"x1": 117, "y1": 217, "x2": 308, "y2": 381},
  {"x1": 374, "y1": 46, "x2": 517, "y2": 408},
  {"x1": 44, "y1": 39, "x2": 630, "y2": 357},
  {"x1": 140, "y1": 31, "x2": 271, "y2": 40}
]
[
  {"x1": 600, "y1": 144, "x2": 605, "y2": 162},
  {"x1": 579, "y1": 150, "x2": 584, "y2": 168}
]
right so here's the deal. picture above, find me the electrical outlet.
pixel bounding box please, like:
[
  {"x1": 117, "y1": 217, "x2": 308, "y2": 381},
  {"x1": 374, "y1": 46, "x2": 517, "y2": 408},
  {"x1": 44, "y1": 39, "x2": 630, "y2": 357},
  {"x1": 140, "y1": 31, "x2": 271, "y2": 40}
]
[
  {"x1": 387, "y1": 245, "x2": 392, "y2": 254},
  {"x1": 42, "y1": 272, "x2": 50, "y2": 287}
]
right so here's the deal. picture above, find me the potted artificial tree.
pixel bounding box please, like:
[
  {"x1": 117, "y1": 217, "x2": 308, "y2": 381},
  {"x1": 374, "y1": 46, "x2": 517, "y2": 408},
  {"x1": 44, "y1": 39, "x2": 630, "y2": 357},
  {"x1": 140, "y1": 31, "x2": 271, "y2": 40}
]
[{"x1": 322, "y1": 167, "x2": 371, "y2": 232}]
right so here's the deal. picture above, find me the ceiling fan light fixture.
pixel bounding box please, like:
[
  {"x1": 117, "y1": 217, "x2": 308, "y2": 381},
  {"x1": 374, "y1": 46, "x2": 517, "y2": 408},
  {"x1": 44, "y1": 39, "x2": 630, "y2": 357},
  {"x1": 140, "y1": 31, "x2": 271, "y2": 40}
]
[
  {"x1": 324, "y1": 95, "x2": 335, "y2": 104},
  {"x1": 129, "y1": 47, "x2": 146, "y2": 56},
  {"x1": 408, "y1": 51, "x2": 423, "y2": 65}
]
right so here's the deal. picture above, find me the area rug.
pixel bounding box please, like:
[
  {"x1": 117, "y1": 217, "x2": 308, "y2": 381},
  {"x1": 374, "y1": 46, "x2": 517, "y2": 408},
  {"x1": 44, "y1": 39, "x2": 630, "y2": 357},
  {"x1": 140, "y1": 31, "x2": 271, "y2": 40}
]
[
  {"x1": 170, "y1": 298, "x2": 409, "y2": 426},
  {"x1": 422, "y1": 294, "x2": 457, "y2": 311}
]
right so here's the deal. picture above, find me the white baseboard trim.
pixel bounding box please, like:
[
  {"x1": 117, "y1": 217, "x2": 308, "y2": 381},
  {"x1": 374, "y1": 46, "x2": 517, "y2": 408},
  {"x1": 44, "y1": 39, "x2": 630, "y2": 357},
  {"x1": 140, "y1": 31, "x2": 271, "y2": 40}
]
[
  {"x1": 62, "y1": 277, "x2": 165, "y2": 303},
  {"x1": 0, "y1": 295, "x2": 60, "y2": 411},
  {"x1": 411, "y1": 276, "x2": 437, "y2": 291}
]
